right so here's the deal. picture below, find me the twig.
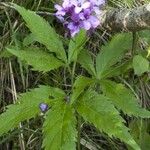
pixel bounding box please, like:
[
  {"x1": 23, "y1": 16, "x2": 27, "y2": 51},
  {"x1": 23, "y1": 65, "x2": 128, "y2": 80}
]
[{"x1": 100, "y1": 3, "x2": 150, "y2": 32}]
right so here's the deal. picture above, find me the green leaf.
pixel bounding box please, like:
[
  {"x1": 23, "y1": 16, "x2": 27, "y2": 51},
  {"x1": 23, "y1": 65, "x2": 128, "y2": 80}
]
[
  {"x1": 139, "y1": 30, "x2": 150, "y2": 44},
  {"x1": 68, "y1": 30, "x2": 87, "y2": 63},
  {"x1": 42, "y1": 101, "x2": 77, "y2": 150},
  {"x1": 77, "y1": 90, "x2": 140, "y2": 150},
  {"x1": 129, "y1": 120, "x2": 150, "y2": 150},
  {"x1": 71, "y1": 76, "x2": 94, "y2": 104},
  {"x1": 13, "y1": 4, "x2": 66, "y2": 61},
  {"x1": 0, "y1": 85, "x2": 65, "y2": 136},
  {"x1": 133, "y1": 55, "x2": 149, "y2": 76},
  {"x1": 101, "y1": 80, "x2": 150, "y2": 118},
  {"x1": 78, "y1": 49, "x2": 96, "y2": 76},
  {"x1": 101, "y1": 60, "x2": 132, "y2": 79},
  {"x1": 23, "y1": 33, "x2": 36, "y2": 46},
  {"x1": 96, "y1": 33, "x2": 132, "y2": 79},
  {"x1": 7, "y1": 47, "x2": 64, "y2": 72}
]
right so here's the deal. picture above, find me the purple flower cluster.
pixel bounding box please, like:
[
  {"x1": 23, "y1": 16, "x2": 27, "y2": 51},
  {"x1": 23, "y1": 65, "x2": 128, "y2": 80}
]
[{"x1": 55, "y1": 0, "x2": 105, "y2": 37}]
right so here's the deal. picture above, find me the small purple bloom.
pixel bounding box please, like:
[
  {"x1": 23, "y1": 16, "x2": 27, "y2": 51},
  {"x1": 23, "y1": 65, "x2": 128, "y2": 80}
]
[
  {"x1": 39, "y1": 103, "x2": 49, "y2": 112},
  {"x1": 67, "y1": 22, "x2": 81, "y2": 37},
  {"x1": 71, "y1": 13, "x2": 81, "y2": 22},
  {"x1": 74, "y1": 1, "x2": 91, "y2": 13},
  {"x1": 55, "y1": 0, "x2": 105, "y2": 36}
]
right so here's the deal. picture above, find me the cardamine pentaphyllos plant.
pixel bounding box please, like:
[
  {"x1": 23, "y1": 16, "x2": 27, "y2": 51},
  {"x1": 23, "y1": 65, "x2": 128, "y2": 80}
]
[{"x1": 0, "y1": 1, "x2": 150, "y2": 150}]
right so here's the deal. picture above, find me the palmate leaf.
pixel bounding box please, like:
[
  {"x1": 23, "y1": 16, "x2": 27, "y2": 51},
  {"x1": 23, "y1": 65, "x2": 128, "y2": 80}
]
[
  {"x1": 78, "y1": 49, "x2": 96, "y2": 76},
  {"x1": 101, "y1": 80, "x2": 150, "y2": 118},
  {"x1": 7, "y1": 47, "x2": 64, "y2": 72},
  {"x1": 100, "y1": 60, "x2": 132, "y2": 79},
  {"x1": 77, "y1": 90, "x2": 140, "y2": 150},
  {"x1": 42, "y1": 101, "x2": 77, "y2": 150},
  {"x1": 68, "y1": 30, "x2": 87, "y2": 63},
  {"x1": 96, "y1": 33, "x2": 132, "y2": 79},
  {"x1": 71, "y1": 76, "x2": 94, "y2": 104},
  {"x1": 0, "y1": 85, "x2": 65, "y2": 136},
  {"x1": 13, "y1": 4, "x2": 67, "y2": 62}
]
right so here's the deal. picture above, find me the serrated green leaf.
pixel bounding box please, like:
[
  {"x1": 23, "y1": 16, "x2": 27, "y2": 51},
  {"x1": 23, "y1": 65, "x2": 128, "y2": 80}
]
[
  {"x1": 101, "y1": 80, "x2": 150, "y2": 118},
  {"x1": 101, "y1": 60, "x2": 132, "y2": 79},
  {"x1": 7, "y1": 47, "x2": 64, "y2": 72},
  {"x1": 0, "y1": 85, "x2": 65, "y2": 136},
  {"x1": 133, "y1": 55, "x2": 149, "y2": 76},
  {"x1": 71, "y1": 76, "x2": 94, "y2": 104},
  {"x1": 77, "y1": 90, "x2": 140, "y2": 150},
  {"x1": 42, "y1": 101, "x2": 77, "y2": 150},
  {"x1": 78, "y1": 49, "x2": 96, "y2": 76},
  {"x1": 13, "y1": 4, "x2": 66, "y2": 62},
  {"x1": 23, "y1": 33, "x2": 36, "y2": 46},
  {"x1": 96, "y1": 33, "x2": 132, "y2": 79},
  {"x1": 68, "y1": 30, "x2": 87, "y2": 63}
]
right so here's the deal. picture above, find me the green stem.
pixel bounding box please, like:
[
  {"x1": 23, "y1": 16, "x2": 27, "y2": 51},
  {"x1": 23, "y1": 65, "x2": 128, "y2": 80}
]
[
  {"x1": 132, "y1": 32, "x2": 138, "y2": 56},
  {"x1": 69, "y1": 61, "x2": 81, "y2": 149},
  {"x1": 71, "y1": 62, "x2": 77, "y2": 89}
]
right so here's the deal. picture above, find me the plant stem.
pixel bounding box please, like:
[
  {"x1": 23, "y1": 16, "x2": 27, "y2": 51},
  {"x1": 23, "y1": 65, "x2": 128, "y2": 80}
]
[
  {"x1": 71, "y1": 62, "x2": 77, "y2": 89},
  {"x1": 69, "y1": 61, "x2": 81, "y2": 149},
  {"x1": 132, "y1": 32, "x2": 138, "y2": 56}
]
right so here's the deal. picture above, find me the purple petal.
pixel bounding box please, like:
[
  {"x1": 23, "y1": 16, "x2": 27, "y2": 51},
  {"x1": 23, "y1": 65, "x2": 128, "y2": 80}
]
[
  {"x1": 88, "y1": 16, "x2": 100, "y2": 28},
  {"x1": 70, "y1": 28, "x2": 80, "y2": 37},
  {"x1": 39, "y1": 103, "x2": 48, "y2": 112},
  {"x1": 79, "y1": 12, "x2": 85, "y2": 20},
  {"x1": 67, "y1": 22, "x2": 76, "y2": 30},
  {"x1": 97, "y1": 0, "x2": 106, "y2": 6},
  {"x1": 71, "y1": 0, "x2": 78, "y2": 6},
  {"x1": 71, "y1": 13, "x2": 80, "y2": 22},
  {"x1": 83, "y1": 9, "x2": 92, "y2": 19},
  {"x1": 93, "y1": 6, "x2": 102, "y2": 15},
  {"x1": 84, "y1": 9, "x2": 92, "y2": 15},
  {"x1": 67, "y1": 22, "x2": 80, "y2": 37},
  {"x1": 82, "y1": 20, "x2": 91, "y2": 30},
  {"x1": 56, "y1": 10, "x2": 66, "y2": 16},
  {"x1": 55, "y1": 4, "x2": 63, "y2": 11},
  {"x1": 82, "y1": 2, "x2": 91, "y2": 9},
  {"x1": 62, "y1": 0, "x2": 70, "y2": 8},
  {"x1": 75, "y1": 6, "x2": 82, "y2": 13},
  {"x1": 90, "y1": 0, "x2": 105, "y2": 6}
]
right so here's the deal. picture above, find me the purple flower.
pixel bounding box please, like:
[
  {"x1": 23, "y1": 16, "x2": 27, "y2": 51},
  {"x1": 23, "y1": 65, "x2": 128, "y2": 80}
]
[
  {"x1": 55, "y1": 0, "x2": 105, "y2": 36},
  {"x1": 72, "y1": 0, "x2": 91, "y2": 14},
  {"x1": 90, "y1": 0, "x2": 105, "y2": 6},
  {"x1": 39, "y1": 103, "x2": 49, "y2": 112}
]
